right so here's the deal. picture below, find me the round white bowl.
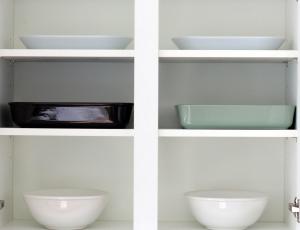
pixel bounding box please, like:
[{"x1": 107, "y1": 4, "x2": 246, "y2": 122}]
[
  {"x1": 24, "y1": 189, "x2": 108, "y2": 230},
  {"x1": 185, "y1": 190, "x2": 268, "y2": 230}
]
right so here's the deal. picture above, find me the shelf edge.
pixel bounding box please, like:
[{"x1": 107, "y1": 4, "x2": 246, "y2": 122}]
[
  {"x1": 159, "y1": 129, "x2": 298, "y2": 138},
  {"x1": 0, "y1": 128, "x2": 134, "y2": 137}
]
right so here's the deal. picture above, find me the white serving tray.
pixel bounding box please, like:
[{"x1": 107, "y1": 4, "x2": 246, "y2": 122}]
[
  {"x1": 20, "y1": 35, "x2": 132, "y2": 49},
  {"x1": 172, "y1": 36, "x2": 285, "y2": 50}
]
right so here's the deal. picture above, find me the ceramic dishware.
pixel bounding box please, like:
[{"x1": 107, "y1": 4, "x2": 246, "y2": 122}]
[
  {"x1": 176, "y1": 105, "x2": 295, "y2": 129},
  {"x1": 172, "y1": 36, "x2": 285, "y2": 50},
  {"x1": 24, "y1": 189, "x2": 108, "y2": 230},
  {"x1": 20, "y1": 35, "x2": 132, "y2": 49},
  {"x1": 185, "y1": 190, "x2": 268, "y2": 230},
  {"x1": 10, "y1": 102, "x2": 133, "y2": 128}
]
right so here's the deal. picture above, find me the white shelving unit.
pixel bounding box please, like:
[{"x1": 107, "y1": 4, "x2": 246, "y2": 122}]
[{"x1": 0, "y1": 1, "x2": 299, "y2": 230}]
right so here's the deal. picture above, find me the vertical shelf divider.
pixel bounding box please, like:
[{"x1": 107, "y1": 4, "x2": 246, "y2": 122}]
[{"x1": 134, "y1": 0, "x2": 159, "y2": 230}]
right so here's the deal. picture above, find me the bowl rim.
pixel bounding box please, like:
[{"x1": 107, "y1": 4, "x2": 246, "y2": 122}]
[
  {"x1": 24, "y1": 189, "x2": 108, "y2": 200},
  {"x1": 172, "y1": 36, "x2": 285, "y2": 40},
  {"x1": 20, "y1": 35, "x2": 133, "y2": 40},
  {"x1": 184, "y1": 190, "x2": 268, "y2": 201},
  {"x1": 175, "y1": 104, "x2": 295, "y2": 107},
  {"x1": 9, "y1": 102, "x2": 134, "y2": 106}
]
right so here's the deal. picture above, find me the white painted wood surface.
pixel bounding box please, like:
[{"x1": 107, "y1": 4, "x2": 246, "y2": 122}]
[
  {"x1": 160, "y1": 50, "x2": 298, "y2": 62},
  {"x1": 0, "y1": 128, "x2": 134, "y2": 137},
  {"x1": 0, "y1": 50, "x2": 297, "y2": 61},
  {"x1": 0, "y1": 50, "x2": 134, "y2": 60},
  {"x1": 134, "y1": 0, "x2": 158, "y2": 230},
  {"x1": 0, "y1": 128, "x2": 296, "y2": 138}
]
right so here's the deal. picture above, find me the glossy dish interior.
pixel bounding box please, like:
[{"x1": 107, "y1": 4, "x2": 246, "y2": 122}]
[
  {"x1": 176, "y1": 105, "x2": 295, "y2": 129},
  {"x1": 9, "y1": 102, "x2": 133, "y2": 128}
]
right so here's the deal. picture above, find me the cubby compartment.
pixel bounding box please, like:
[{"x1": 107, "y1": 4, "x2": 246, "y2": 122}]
[
  {"x1": 0, "y1": 60, "x2": 134, "y2": 130},
  {"x1": 0, "y1": 0, "x2": 134, "y2": 49},
  {"x1": 0, "y1": 136, "x2": 133, "y2": 230},
  {"x1": 159, "y1": 61, "x2": 297, "y2": 131},
  {"x1": 158, "y1": 137, "x2": 298, "y2": 230},
  {"x1": 160, "y1": 0, "x2": 297, "y2": 50}
]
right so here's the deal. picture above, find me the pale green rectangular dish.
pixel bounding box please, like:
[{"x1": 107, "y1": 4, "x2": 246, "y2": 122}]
[{"x1": 176, "y1": 105, "x2": 295, "y2": 129}]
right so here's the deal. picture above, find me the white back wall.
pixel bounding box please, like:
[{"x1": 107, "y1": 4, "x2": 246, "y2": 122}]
[
  {"x1": 159, "y1": 63, "x2": 286, "y2": 128},
  {"x1": 284, "y1": 139, "x2": 299, "y2": 226},
  {"x1": 13, "y1": 137, "x2": 133, "y2": 221},
  {"x1": 0, "y1": 61, "x2": 13, "y2": 127},
  {"x1": 0, "y1": 137, "x2": 13, "y2": 225},
  {"x1": 160, "y1": 0, "x2": 286, "y2": 49},
  {"x1": 285, "y1": 0, "x2": 298, "y2": 49},
  {"x1": 14, "y1": 0, "x2": 134, "y2": 48},
  {"x1": 159, "y1": 138, "x2": 285, "y2": 222},
  {"x1": 0, "y1": 0, "x2": 13, "y2": 48},
  {"x1": 13, "y1": 62, "x2": 134, "y2": 102}
]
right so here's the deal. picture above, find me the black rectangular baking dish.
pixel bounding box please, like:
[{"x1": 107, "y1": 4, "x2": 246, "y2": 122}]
[{"x1": 9, "y1": 102, "x2": 133, "y2": 128}]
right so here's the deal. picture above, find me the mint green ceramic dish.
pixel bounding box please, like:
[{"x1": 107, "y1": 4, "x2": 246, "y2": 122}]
[{"x1": 176, "y1": 105, "x2": 295, "y2": 129}]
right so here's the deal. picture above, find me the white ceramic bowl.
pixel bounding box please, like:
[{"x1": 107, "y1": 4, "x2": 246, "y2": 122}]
[
  {"x1": 20, "y1": 35, "x2": 132, "y2": 49},
  {"x1": 172, "y1": 36, "x2": 285, "y2": 50},
  {"x1": 24, "y1": 189, "x2": 108, "y2": 230},
  {"x1": 185, "y1": 190, "x2": 268, "y2": 230}
]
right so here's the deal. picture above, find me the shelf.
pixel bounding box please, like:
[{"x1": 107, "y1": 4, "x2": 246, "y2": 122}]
[
  {"x1": 0, "y1": 128, "x2": 134, "y2": 137},
  {"x1": 6, "y1": 221, "x2": 288, "y2": 230},
  {"x1": 159, "y1": 129, "x2": 298, "y2": 138},
  {"x1": 159, "y1": 50, "x2": 298, "y2": 62},
  {"x1": 0, "y1": 49, "x2": 134, "y2": 61},
  {"x1": 1, "y1": 50, "x2": 296, "y2": 62},
  {"x1": 0, "y1": 128, "x2": 296, "y2": 138},
  {"x1": 2, "y1": 220, "x2": 132, "y2": 230},
  {"x1": 159, "y1": 222, "x2": 289, "y2": 230}
]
